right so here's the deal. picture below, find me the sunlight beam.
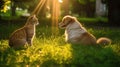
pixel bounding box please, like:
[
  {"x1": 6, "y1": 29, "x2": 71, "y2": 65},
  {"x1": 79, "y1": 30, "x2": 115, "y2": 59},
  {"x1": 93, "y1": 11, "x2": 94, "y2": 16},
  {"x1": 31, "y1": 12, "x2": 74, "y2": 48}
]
[
  {"x1": 31, "y1": 0, "x2": 61, "y2": 35},
  {"x1": 31, "y1": 0, "x2": 46, "y2": 16},
  {"x1": 36, "y1": 0, "x2": 47, "y2": 15},
  {"x1": 51, "y1": 0, "x2": 61, "y2": 35}
]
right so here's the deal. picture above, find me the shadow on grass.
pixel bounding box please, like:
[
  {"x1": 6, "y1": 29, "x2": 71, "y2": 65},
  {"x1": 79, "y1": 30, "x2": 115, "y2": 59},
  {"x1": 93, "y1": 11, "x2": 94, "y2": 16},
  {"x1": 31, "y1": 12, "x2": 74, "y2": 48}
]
[{"x1": 70, "y1": 44, "x2": 120, "y2": 67}]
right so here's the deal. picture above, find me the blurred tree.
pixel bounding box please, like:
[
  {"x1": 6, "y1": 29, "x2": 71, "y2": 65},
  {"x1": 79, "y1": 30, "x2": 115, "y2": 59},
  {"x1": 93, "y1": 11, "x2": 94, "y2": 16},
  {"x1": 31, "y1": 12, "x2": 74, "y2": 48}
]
[
  {"x1": 0, "y1": 0, "x2": 5, "y2": 10},
  {"x1": 11, "y1": 0, "x2": 37, "y2": 16},
  {"x1": 0, "y1": 0, "x2": 11, "y2": 12},
  {"x1": 108, "y1": 0, "x2": 120, "y2": 25},
  {"x1": 96, "y1": 0, "x2": 107, "y2": 16},
  {"x1": 11, "y1": 0, "x2": 16, "y2": 16},
  {"x1": 70, "y1": 0, "x2": 95, "y2": 17}
]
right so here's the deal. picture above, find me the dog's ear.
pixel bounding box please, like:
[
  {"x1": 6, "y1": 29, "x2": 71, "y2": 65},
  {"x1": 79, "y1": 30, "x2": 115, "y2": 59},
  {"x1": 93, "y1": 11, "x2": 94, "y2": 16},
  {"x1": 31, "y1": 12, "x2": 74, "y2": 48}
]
[
  {"x1": 69, "y1": 16, "x2": 76, "y2": 22},
  {"x1": 63, "y1": 15, "x2": 76, "y2": 23}
]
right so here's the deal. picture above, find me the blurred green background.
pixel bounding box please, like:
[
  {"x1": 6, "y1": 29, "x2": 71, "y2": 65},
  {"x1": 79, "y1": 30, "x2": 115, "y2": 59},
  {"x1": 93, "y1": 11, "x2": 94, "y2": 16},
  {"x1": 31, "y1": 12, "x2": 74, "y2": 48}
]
[{"x1": 0, "y1": 0, "x2": 120, "y2": 67}]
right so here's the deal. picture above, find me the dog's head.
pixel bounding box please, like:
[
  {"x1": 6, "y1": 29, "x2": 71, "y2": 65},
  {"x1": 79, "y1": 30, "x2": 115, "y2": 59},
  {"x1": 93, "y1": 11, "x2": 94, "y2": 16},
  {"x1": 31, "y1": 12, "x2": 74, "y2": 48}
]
[{"x1": 59, "y1": 15, "x2": 76, "y2": 29}]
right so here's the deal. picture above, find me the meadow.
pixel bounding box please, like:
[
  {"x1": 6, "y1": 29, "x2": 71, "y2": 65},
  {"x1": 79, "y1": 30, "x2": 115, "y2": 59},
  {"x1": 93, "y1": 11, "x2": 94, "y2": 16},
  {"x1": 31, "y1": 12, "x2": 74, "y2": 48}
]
[{"x1": 0, "y1": 18, "x2": 120, "y2": 67}]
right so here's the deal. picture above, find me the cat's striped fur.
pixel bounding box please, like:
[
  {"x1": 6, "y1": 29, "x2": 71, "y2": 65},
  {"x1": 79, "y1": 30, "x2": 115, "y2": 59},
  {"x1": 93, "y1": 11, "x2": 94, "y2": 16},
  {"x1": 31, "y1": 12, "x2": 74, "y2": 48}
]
[{"x1": 9, "y1": 15, "x2": 39, "y2": 48}]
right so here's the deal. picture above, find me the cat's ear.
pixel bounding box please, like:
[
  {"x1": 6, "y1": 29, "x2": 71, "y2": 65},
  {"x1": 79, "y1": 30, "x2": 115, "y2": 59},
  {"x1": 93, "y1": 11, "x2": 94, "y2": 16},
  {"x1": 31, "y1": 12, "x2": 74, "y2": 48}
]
[
  {"x1": 31, "y1": 14, "x2": 36, "y2": 18},
  {"x1": 33, "y1": 14, "x2": 36, "y2": 18},
  {"x1": 29, "y1": 14, "x2": 36, "y2": 19}
]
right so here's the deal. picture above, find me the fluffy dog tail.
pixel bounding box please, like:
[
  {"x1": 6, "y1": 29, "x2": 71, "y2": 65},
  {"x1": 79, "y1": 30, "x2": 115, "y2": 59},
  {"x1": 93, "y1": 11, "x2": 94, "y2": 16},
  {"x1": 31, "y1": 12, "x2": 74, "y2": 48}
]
[{"x1": 97, "y1": 37, "x2": 111, "y2": 45}]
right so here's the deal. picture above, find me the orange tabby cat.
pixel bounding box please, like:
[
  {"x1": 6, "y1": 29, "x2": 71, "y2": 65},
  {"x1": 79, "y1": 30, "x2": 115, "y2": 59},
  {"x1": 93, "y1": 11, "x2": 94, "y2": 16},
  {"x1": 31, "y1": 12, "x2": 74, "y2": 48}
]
[{"x1": 9, "y1": 15, "x2": 39, "y2": 48}]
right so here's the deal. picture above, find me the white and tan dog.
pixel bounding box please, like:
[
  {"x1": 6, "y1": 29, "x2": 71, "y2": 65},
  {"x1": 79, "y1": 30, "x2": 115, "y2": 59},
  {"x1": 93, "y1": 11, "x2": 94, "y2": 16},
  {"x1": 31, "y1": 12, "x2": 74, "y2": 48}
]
[{"x1": 59, "y1": 15, "x2": 111, "y2": 45}]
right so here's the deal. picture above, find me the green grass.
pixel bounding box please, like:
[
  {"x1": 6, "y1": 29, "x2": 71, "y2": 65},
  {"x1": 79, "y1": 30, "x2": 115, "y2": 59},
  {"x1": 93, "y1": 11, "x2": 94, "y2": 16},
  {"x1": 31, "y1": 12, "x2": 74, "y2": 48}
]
[
  {"x1": 78, "y1": 17, "x2": 108, "y2": 23},
  {"x1": 0, "y1": 23, "x2": 120, "y2": 67}
]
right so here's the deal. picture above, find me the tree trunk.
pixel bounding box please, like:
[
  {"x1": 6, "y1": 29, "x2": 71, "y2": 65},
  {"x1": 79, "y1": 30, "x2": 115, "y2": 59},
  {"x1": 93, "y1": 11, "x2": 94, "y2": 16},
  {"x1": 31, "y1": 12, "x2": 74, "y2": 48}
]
[
  {"x1": 86, "y1": 1, "x2": 95, "y2": 17},
  {"x1": 96, "y1": 0, "x2": 106, "y2": 16},
  {"x1": 11, "y1": 1, "x2": 16, "y2": 16},
  {"x1": 108, "y1": 0, "x2": 120, "y2": 25}
]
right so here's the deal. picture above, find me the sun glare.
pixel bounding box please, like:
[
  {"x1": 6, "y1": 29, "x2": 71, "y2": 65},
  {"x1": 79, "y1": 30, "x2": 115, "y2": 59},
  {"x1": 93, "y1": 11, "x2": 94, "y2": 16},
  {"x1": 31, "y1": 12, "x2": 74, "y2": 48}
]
[
  {"x1": 58, "y1": 0, "x2": 63, "y2": 3},
  {"x1": 31, "y1": 0, "x2": 61, "y2": 34}
]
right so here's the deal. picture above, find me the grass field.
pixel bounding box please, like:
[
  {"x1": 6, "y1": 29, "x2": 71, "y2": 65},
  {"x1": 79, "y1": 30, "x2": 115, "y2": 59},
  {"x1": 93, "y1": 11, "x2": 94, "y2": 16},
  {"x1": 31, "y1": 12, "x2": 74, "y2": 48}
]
[{"x1": 0, "y1": 22, "x2": 120, "y2": 67}]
